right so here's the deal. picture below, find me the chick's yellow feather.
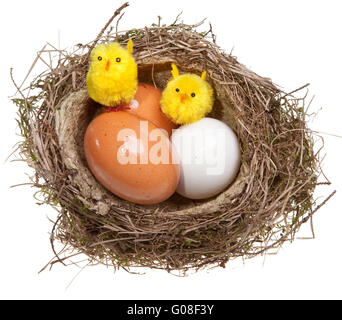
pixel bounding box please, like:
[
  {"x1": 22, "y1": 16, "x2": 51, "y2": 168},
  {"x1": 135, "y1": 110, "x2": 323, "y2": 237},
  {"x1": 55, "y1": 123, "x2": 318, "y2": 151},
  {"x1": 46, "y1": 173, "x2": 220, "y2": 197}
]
[
  {"x1": 86, "y1": 40, "x2": 137, "y2": 106},
  {"x1": 161, "y1": 69, "x2": 214, "y2": 125}
]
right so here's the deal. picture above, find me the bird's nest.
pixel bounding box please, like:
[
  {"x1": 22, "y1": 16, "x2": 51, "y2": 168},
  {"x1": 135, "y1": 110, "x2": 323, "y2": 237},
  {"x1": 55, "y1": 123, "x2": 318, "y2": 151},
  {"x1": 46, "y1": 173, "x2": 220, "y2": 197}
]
[{"x1": 11, "y1": 3, "x2": 334, "y2": 274}]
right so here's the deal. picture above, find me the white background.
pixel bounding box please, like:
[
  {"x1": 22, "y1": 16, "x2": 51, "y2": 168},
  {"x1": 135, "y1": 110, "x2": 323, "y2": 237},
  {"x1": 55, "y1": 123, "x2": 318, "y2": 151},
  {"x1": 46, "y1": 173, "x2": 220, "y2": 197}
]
[{"x1": 1, "y1": 0, "x2": 341, "y2": 300}]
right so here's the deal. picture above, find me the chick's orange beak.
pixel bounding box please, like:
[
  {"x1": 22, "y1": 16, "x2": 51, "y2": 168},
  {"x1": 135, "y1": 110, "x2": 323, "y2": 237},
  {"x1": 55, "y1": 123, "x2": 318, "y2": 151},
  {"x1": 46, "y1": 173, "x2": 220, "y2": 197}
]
[
  {"x1": 180, "y1": 93, "x2": 186, "y2": 103},
  {"x1": 105, "y1": 60, "x2": 111, "y2": 71}
]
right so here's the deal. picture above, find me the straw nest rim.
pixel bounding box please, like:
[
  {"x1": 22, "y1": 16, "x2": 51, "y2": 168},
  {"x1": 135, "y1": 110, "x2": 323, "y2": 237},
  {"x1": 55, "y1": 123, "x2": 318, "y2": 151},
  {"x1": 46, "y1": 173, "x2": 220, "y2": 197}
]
[{"x1": 12, "y1": 3, "x2": 334, "y2": 274}]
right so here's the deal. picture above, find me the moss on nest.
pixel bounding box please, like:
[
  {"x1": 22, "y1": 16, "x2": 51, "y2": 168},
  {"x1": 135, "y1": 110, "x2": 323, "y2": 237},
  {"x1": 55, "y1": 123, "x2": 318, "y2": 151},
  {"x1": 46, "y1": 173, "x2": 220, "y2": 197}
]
[{"x1": 11, "y1": 2, "x2": 335, "y2": 274}]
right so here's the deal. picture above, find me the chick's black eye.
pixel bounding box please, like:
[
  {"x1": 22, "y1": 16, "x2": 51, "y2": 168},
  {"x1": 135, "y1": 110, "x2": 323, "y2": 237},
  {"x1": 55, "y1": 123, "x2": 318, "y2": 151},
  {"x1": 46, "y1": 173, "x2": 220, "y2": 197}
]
[
  {"x1": 191, "y1": 93, "x2": 196, "y2": 97},
  {"x1": 98, "y1": 56, "x2": 102, "y2": 61},
  {"x1": 116, "y1": 57, "x2": 121, "y2": 63},
  {"x1": 175, "y1": 88, "x2": 180, "y2": 92}
]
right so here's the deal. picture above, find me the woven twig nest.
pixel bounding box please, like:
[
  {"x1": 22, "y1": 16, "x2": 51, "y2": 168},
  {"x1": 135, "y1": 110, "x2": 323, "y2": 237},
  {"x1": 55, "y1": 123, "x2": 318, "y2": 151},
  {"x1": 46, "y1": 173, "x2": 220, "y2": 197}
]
[{"x1": 13, "y1": 5, "x2": 333, "y2": 273}]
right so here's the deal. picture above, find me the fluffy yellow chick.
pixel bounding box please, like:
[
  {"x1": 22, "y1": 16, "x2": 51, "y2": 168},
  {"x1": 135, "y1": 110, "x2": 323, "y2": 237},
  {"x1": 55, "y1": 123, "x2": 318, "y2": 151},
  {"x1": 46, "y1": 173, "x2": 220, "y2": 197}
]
[
  {"x1": 161, "y1": 64, "x2": 214, "y2": 125},
  {"x1": 86, "y1": 39, "x2": 137, "y2": 107}
]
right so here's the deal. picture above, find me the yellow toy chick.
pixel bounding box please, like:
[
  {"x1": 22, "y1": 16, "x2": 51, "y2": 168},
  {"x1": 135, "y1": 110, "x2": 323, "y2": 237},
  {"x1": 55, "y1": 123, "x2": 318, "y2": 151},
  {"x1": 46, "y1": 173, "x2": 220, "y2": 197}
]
[
  {"x1": 161, "y1": 64, "x2": 214, "y2": 125},
  {"x1": 86, "y1": 39, "x2": 137, "y2": 107}
]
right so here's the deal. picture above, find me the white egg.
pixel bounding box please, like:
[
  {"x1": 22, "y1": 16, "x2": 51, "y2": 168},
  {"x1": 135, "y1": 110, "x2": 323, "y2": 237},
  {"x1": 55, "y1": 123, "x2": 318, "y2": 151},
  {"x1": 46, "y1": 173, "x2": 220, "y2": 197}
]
[{"x1": 171, "y1": 118, "x2": 241, "y2": 200}]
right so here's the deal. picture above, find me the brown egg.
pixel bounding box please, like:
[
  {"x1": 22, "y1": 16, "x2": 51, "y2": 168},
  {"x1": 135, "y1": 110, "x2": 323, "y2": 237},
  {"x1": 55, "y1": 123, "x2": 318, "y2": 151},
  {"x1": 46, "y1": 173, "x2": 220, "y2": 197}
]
[
  {"x1": 84, "y1": 111, "x2": 179, "y2": 205},
  {"x1": 127, "y1": 83, "x2": 178, "y2": 136}
]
